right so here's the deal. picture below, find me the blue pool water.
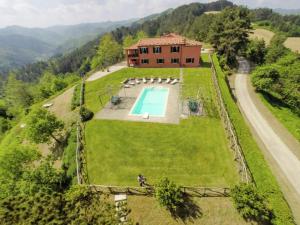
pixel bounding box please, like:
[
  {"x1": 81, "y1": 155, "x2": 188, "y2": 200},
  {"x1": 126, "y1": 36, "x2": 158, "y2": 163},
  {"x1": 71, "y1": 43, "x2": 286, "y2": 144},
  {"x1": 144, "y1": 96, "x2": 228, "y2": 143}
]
[{"x1": 130, "y1": 87, "x2": 169, "y2": 116}]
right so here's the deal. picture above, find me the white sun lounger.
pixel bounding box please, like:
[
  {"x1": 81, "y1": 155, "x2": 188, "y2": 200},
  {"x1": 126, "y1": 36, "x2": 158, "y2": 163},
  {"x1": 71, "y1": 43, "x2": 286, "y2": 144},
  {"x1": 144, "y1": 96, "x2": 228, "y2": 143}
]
[
  {"x1": 124, "y1": 84, "x2": 130, "y2": 88},
  {"x1": 143, "y1": 112, "x2": 149, "y2": 119},
  {"x1": 143, "y1": 78, "x2": 147, "y2": 83},
  {"x1": 171, "y1": 78, "x2": 179, "y2": 85},
  {"x1": 150, "y1": 78, "x2": 154, "y2": 83},
  {"x1": 129, "y1": 80, "x2": 135, "y2": 85},
  {"x1": 135, "y1": 79, "x2": 140, "y2": 84},
  {"x1": 158, "y1": 78, "x2": 162, "y2": 83},
  {"x1": 166, "y1": 78, "x2": 171, "y2": 84}
]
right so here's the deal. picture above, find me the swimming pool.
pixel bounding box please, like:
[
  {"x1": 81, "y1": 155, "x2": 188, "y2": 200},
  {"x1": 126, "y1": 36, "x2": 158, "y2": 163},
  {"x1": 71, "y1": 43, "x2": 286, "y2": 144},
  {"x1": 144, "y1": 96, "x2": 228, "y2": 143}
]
[{"x1": 130, "y1": 87, "x2": 169, "y2": 117}]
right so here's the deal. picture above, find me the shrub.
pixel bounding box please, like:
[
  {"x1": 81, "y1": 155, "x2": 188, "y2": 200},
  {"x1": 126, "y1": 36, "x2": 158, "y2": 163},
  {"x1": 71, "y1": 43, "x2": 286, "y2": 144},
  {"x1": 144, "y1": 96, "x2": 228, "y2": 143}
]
[
  {"x1": 188, "y1": 100, "x2": 198, "y2": 112},
  {"x1": 231, "y1": 184, "x2": 273, "y2": 224},
  {"x1": 62, "y1": 127, "x2": 77, "y2": 184},
  {"x1": 155, "y1": 178, "x2": 183, "y2": 212},
  {"x1": 71, "y1": 84, "x2": 83, "y2": 110},
  {"x1": 80, "y1": 107, "x2": 94, "y2": 122}
]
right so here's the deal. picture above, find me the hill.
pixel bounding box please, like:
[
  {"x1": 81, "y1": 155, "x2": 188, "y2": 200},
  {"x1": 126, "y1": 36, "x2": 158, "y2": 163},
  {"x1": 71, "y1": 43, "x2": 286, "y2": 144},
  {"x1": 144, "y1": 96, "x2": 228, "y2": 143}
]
[
  {"x1": 0, "y1": 19, "x2": 136, "y2": 75},
  {"x1": 274, "y1": 8, "x2": 300, "y2": 15}
]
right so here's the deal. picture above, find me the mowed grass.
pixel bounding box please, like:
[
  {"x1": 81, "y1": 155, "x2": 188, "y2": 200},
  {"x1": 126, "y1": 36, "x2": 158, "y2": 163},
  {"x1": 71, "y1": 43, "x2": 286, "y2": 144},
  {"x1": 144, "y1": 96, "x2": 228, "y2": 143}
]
[
  {"x1": 85, "y1": 57, "x2": 239, "y2": 187},
  {"x1": 284, "y1": 37, "x2": 300, "y2": 53},
  {"x1": 85, "y1": 68, "x2": 180, "y2": 113},
  {"x1": 249, "y1": 28, "x2": 275, "y2": 45},
  {"x1": 259, "y1": 93, "x2": 300, "y2": 142},
  {"x1": 128, "y1": 196, "x2": 250, "y2": 225}
]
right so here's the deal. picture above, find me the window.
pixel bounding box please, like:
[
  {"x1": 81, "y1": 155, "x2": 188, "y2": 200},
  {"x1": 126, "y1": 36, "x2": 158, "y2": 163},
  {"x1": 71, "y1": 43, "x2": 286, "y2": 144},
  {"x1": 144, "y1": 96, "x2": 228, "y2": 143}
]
[
  {"x1": 153, "y1": 46, "x2": 162, "y2": 53},
  {"x1": 171, "y1": 46, "x2": 180, "y2": 53},
  {"x1": 171, "y1": 58, "x2": 179, "y2": 64},
  {"x1": 156, "y1": 58, "x2": 164, "y2": 64},
  {"x1": 140, "y1": 47, "x2": 148, "y2": 54},
  {"x1": 141, "y1": 59, "x2": 149, "y2": 64},
  {"x1": 186, "y1": 58, "x2": 195, "y2": 63}
]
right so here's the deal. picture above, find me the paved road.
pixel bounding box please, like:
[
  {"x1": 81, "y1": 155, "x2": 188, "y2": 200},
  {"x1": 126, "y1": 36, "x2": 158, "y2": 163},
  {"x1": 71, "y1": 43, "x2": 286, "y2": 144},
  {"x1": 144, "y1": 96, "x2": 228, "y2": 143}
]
[
  {"x1": 86, "y1": 61, "x2": 127, "y2": 82},
  {"x1": 235, "y1": 58, "x2": 300, "y2": 209}
]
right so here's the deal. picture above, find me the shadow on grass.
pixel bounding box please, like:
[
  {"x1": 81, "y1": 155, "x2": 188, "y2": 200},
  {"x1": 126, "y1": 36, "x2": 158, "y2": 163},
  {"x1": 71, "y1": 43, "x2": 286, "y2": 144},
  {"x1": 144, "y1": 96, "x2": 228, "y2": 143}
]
[
  {"x1": 172, "y1": 194, "x2": 203, "y2": 223},
  {"x1": 201, "y1": 61, "x2": 211, "y2": 68},
  {"x1": 260, "y1": 91, "x2": 287, "y2": 110}
]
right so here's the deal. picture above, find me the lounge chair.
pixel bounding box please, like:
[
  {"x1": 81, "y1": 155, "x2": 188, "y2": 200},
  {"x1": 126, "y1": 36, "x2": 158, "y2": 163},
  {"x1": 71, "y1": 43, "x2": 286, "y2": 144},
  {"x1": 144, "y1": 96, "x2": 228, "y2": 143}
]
[
  {"x1": 158, "y1": 78, "x2": 162, "y2": 83},
  {"x1": 166, "y1": 77, "x2": 171, "y2": 84},
  {"x1": 124, "y1": 84, "x2": 130, "y2": 88},
  {"x1": 129, "y1": 80, "x2": 135, "y2": 85},
  {"x1": 143, "y1": 112, "x2": 149, "y2": 119},
  {"x1": 171, "y1": 78, "x2": 179, "y2": 85},
  {"x1": 143, "y1": 78, "x2": 147, "y2": 83},
  {"x1": 135, "y1": 79, "x2": 140, "y2": 84},
  {"x1": 150, "y1": 78, "x2": 154, "y2": 83}
]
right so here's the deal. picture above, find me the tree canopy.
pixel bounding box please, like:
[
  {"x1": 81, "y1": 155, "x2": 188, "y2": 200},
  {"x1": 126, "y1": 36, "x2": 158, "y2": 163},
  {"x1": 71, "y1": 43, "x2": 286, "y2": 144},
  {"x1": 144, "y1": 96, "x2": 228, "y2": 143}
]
[
  {"x1": 210, "y1": 6, "x2": 252, "y2": 67},
  {"x1": 26, "y1": 108, "x2": 64, "y2": 144}
]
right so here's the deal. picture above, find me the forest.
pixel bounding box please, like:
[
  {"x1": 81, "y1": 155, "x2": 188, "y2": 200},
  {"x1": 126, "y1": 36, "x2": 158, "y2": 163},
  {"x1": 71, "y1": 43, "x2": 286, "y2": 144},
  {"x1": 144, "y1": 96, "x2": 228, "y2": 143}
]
[{"x1": 0, "y1": 0, "x2": 299, "y2": 224}]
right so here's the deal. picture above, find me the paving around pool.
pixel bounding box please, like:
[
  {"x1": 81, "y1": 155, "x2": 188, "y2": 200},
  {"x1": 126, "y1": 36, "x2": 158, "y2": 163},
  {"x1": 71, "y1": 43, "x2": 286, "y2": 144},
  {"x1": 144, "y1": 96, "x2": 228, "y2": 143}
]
[{"x1": 95, "y1": 79, "x2": 180, "y2": 124}]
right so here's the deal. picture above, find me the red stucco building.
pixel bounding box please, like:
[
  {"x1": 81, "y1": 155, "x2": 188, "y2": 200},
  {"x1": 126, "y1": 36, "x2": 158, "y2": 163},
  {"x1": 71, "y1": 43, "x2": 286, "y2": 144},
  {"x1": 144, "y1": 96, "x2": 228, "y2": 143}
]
[{"x1": 125, "y1": 33, "x2": 202, "y2": 68}]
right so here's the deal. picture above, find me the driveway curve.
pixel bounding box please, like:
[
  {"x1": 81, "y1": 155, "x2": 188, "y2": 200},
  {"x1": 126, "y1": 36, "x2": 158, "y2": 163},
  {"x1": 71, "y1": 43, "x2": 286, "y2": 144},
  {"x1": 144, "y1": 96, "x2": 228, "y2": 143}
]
[{"x1": 235, "y1": 58, "x2": 300, "y2": 222}]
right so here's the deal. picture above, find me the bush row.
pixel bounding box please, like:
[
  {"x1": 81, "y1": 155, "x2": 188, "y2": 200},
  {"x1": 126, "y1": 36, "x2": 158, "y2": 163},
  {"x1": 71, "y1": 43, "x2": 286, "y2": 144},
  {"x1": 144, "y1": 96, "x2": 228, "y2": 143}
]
[
  {"x1": 62, "y1": 127, "x2": 77, "y2": 184},
  {"x1": 71, "y1": 82, "x2": 85, "y2": 110},
  {"x1": 212, "y1": 54, "x2": 294, "y2": 225}
]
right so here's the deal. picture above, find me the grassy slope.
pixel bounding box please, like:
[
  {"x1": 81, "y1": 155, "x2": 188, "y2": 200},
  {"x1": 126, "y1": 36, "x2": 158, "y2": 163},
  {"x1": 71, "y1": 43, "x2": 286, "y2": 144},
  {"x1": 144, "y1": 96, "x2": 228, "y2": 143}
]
[
  {"x1": 85, "y1": 58, "x2": 238, "y2": 187},
  {"x1": 258, "y1": 93, "x2": 300, "y2": 142},
  {"x1": 212, "y1": 54, "x2": 294, "y2": 225}
]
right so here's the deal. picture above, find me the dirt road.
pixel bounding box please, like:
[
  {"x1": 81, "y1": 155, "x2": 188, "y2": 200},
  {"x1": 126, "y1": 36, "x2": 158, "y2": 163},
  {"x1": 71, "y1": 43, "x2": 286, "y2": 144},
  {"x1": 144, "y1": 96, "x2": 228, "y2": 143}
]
[{"x1": 235, "y1": 58, "x2": 300, "y2": 223}]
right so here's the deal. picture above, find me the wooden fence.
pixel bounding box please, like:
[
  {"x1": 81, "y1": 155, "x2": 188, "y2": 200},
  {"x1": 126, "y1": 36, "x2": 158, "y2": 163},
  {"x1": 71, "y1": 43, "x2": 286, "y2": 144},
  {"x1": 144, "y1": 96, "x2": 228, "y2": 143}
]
[
  {"x1": 209, "y1": 54, "x2": 252, "y2": 184},
  {"x1": 89, "y1": 184, "x2": 230, "y2": 197}
]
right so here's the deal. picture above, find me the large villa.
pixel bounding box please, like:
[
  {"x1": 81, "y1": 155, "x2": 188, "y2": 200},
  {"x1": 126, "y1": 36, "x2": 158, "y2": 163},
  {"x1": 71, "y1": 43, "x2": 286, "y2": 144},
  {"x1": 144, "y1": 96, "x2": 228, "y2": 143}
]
[{"x1": 125, "y1": 33, "x2": 202, "y2": 68}]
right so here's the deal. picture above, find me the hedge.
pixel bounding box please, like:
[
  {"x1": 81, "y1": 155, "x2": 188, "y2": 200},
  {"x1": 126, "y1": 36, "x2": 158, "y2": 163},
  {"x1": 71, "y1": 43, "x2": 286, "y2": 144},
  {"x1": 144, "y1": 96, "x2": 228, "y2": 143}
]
[
  {"x1": 71, "y1": 83, "x2": 85, "y2": 110},
  {"x1": 212, "y1": 54, "x2": 294, "y2": 225},
  {"x1": 62, "y1": 127, "x2": 77, "y2": 184}
]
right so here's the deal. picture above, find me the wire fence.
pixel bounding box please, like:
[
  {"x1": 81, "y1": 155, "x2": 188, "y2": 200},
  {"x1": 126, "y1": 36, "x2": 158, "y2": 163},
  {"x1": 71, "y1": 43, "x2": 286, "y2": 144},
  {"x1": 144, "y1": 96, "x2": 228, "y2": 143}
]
[{"x1": 209, "y1": 54, "x2": 252, "y2": 184}]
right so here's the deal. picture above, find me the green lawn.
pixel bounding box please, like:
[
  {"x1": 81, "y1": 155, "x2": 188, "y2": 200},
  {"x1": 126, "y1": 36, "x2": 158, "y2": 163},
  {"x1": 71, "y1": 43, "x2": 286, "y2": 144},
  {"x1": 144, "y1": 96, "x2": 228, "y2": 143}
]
[
  {"x1": 85, "y1": 57, "x2": 239, "y2": 187},
  {"x1": 258, "y1": 93, "x2": 300, "y2": 142},
  {"x1": 128, "y1": 196, "x2": 249, "y2": 225}
]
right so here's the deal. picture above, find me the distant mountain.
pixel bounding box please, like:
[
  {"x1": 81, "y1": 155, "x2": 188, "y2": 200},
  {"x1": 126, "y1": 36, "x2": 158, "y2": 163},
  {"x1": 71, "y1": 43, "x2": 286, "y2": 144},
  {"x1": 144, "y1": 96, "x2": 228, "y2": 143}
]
[
  {"x1": 274, "y1": 8, "x2": 300, "y2": 15},
  {"x1": 0, "y1": 19, "x2": 136, "y2": 74}
]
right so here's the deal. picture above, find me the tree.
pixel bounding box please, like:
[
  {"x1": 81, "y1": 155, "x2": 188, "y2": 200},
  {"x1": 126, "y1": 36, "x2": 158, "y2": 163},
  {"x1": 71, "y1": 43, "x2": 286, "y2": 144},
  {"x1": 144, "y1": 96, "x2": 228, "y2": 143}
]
[
  {"x1": 231, "y1": 184, "x2": 273, "y2": 224},
  {"x1": 210, "y1": 7, "x2": 252, "y2": 67},
  {"x1": 246, "y1": 38, "x2": 267, "y2": 65},
  {"x1": 265, "y1": 35, "x2": 288, "y2": 63},
  {"x1": 26, "y1": 108, "x2": 64, "y2": 144},
  {"x1": 91, "y1": 34, "x2": 123, "y2": 70},
  {"x1": 155, "y1": 178, "x2": 183, "y2": 212},
  {"x1": 4, "y1": 73, "x2": 33, "y2": 116},
  {"x1": 251, "y1": 65, "x2": 280, "y2": 91},
  {"x1": 0, "y1": 145, "x2": 40, "y2": 198},
  {"x1": 123, "y1": 35, "x2": 136, "y2": 48},
  {"x1": 188, "y1": 14, "x2": 215, "y2": 42}
]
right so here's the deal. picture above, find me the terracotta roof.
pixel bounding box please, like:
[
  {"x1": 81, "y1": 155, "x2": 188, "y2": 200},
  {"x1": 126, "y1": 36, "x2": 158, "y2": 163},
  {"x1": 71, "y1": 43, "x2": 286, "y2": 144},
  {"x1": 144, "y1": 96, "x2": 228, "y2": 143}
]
[{"x1": 125, "y1": 33, "x2": 202, "y2": 50}]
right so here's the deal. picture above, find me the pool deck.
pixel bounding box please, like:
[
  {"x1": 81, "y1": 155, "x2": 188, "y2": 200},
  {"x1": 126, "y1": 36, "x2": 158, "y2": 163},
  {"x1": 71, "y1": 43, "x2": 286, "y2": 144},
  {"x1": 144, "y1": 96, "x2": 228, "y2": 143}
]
[{"x1": 95, "y1": 82, "x2": 180, "y2": 124}]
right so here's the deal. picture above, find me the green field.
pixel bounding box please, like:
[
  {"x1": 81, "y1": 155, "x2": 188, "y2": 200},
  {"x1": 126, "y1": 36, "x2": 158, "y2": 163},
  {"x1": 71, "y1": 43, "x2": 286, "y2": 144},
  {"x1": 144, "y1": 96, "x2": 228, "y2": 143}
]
[
  {"x1": 259, "y1": 93, "x2": 300, "y2": 142},
  {"x1": 85, "y1": 56, "x2": 239, "y2": 187}
]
